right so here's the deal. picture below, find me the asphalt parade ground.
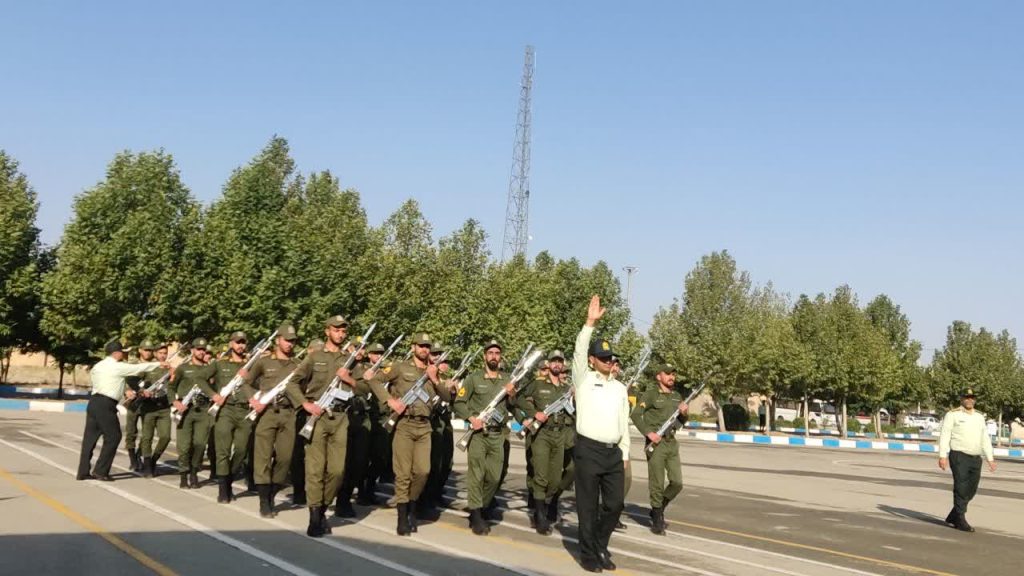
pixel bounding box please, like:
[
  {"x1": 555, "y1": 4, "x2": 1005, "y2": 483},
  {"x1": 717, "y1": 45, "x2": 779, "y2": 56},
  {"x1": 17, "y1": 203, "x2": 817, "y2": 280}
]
[{"x1": 1, "y1": 412, "x2": 1020, "y2": 576}]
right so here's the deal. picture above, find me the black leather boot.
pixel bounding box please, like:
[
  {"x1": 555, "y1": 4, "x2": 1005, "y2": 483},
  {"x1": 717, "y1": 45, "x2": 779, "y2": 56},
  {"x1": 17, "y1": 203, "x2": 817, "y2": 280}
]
[
  {"x1": 945, "y1": 508, "x2": 957, "y2": 525},
  {"x1": 306, "y1": 507, "x2": 325, "y2": 538},
  {"x1": 535, "y1": 503, "x2": 551, "y2": 535},
  {"x1": 257, "y1": 485, "x2": 274, "y2": 518},
  {"x1": 650, "y1": 507, "x2": 666, "y2": 535},
  {"x1": 469, "y1": 508, "x2": 489, "y2": 535},
  {"x1": 334, "y1": 497, "x2": 356, "y2": 518},
  {"x1": 128, "y1": 448, "x2": 140, "y2": 472},
  {"x1": 547, "y1": 496, "x2": 560, "y2": 524},
  {"x1": 217, "y1": 477, "x2": 232, "y2": 503},
  {"x1": 141, "y1": 457, "x2": 154, "y2": 478},
  {"x1": 396, "y1": 503, "x2": 411, "y2": 536},
  {"x1": 319, "y1": 505, "x2": 332, "y2": 534},
  {"x1": 179, "y1": 472, "x2": 189, "y2": 489},
  {"x1": 188, "y1": 470, "x2": 199, "y2": 489},
  {"x1": 408, "y1": 500, "x2": 418, "y2": 533}
]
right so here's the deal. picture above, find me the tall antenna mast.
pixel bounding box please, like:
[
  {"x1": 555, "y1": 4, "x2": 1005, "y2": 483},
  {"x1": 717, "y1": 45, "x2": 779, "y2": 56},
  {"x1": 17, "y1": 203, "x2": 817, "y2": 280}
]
[{"x1": 501, "y1": 45, "x2": 534, "y2": 261}]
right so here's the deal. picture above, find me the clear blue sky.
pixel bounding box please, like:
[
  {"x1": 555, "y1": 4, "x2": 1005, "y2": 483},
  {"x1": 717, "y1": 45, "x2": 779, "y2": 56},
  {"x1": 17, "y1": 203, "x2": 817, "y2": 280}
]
[{"x1": 4, "y1": 1, "x2": 1022, "y2": 355}]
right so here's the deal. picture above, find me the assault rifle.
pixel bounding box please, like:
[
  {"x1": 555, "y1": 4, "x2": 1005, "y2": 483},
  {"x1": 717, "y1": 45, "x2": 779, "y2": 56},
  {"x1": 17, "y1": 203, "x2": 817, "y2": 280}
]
[
  {"x1": 297, "y1": 323, "x2": 376, "y2": 440},
  {"x1": 644, "y1": 381, "x2": 707, "y2": 455},
  {"x1": 456, "y1": 349, "x2": 544, "y2": 451},
  {"x1": 207, "y1": 330, "x2": 278, "y2": 416},
  {"x1": 517, "y1": 386, "x2": 575, "y2": 439},
  {"x1": 384, "y1": 349, "x2": 451, "y2": 432},
  {"x1": 243, "y1": 347, "x2": 309, "y2": 421},
  {"x1": 122, "y1": 347, "x2": 188, "y2": 409}
]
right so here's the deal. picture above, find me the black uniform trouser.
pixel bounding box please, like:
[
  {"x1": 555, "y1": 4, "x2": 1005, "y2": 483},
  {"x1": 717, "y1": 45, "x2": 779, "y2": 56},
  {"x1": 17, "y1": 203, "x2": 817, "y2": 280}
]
[
  {"x1": 950, "y1": 450, "x2": 983, "y2": 515},
  {"x1": 292, "y1": 412, "x2": 307, "y2": 498},
  {"x1": 339, "y1": 418, "x2": 370, "y2": 500},
  {"x1": 78, "y1": 395, "x2": 121, "y2": 478},
  {"x1": 574, "y1": 435, "x2": 624, "y2": 564},
  {"x1": 364, "y1": 421, "x2": 389, "y2": 496}
]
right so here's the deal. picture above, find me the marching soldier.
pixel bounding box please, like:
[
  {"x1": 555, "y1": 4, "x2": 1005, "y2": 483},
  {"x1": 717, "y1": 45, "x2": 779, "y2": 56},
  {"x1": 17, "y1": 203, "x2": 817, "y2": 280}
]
[
  {"x1": 292, "y1": 338, "x2": 324, "y2": 506},
  {"x1": 518, "y1": 350, "x2": 570, "y2": 535},
  {"x1": 630, "y1": 363, "x2": 687, "y2": 535},
  {"x1": 361, "y1": 342, "x2": 390, "y2": 506},
  {"x1": 124, "y1": 339, "x2": 158, "y2": 472},
  {"x1": 551, "y1": 364, "x2": 576, "y2": 526},
  {"x1": 287, "y1": 315, "x2": 360, "y2": 537},
  {"x1": 335, "y1": 340, "x2": 373, "y2": 518},
  {"x1": 454, "y1": 339, "x2": 515, "y2": 535},
  {"x1": 169, "y1": 338, "x2": 220, "y2": 489},
  {"x1": 138, "y1": 342, "x2": 172, "y2": 478},
  {"x1": 938, "y1": 387, "x2": 996, "y2": 532},
  {"x1": 366, "y1": 332, "x2": 449, "y2": 536},
  {"x1": 243, "y1": 323, "x2": 301, "y2": 518},
  {"x1": 211, "y1": 331, "x2": 251, "y2": 503},
  {"x1": 423, "y1": 342, "x2": 454, "y2": 515}
]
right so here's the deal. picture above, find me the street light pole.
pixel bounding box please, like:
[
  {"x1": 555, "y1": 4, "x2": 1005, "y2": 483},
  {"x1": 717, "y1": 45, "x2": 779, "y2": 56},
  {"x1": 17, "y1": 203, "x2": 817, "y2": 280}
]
[{"x1": 623, "y1": 266, "x2": 638, "y2": 310}]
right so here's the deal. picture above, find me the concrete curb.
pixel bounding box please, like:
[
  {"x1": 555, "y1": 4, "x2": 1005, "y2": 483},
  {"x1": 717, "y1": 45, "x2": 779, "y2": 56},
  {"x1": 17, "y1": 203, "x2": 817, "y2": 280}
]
[
  {"x1": 679, "y1": 430, "x2": 1024, "y2": 458},
  {"x1": 0, "y1": 385, "x2": 89, "y2": 398}
]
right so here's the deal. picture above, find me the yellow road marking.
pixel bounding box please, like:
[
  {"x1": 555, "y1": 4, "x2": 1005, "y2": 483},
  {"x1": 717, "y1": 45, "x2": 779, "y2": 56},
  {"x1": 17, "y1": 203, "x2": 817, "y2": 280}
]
[
  {"x1": 0, "y1": 466, "x2": 178, "y2": 576},
  {"x1": 664, "y1": 517, "x2": 958, "y2": 576}
]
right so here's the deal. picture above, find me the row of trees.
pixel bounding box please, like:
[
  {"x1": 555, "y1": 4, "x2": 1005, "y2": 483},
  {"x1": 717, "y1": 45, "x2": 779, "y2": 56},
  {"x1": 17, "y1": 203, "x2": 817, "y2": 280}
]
[
  {"x1": 0, "y1": 139, "x2": 634, "y2": 391},
  {"x1": 2, "y1": 139, "x2": 1021, "y2": 430},
  {"x1": 648, "y1": 251, "x2": 1024, "y2": 435}
]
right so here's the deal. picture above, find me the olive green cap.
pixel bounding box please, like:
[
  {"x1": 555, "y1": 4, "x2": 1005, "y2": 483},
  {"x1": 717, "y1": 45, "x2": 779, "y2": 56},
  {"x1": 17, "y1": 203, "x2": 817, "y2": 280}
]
[
  {"x1": 138, "y1": 339, "x2": 158, "y2": 351},
  {"x1": 366, "y1": 342, "x2": 386, "y2": 354},
  {"x1": 325, "y1": 315, "x2": 349, "y2": 328},
  {"x1": 547, "y1": 350, "x2": 565, "y2": 361},
  {"x1": 191, "y1": 337, "x2": 209, "y2": 350},
  {"x1": 483, "y1": 339, "x2": 502, "y2": 352},
  {"x1": 229, "y1": 331, "x2": 247, "y2": 343},
  {"x1": 278, "y1": 324, "x2": 298, "y2": 341},
  {"x1": 411, "y1": 332, "x2": 432, "y2": 346}
]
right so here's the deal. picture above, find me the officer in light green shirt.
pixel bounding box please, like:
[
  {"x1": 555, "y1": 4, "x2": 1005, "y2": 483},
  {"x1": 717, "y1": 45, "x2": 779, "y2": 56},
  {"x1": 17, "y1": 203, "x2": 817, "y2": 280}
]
[{"x1": 938, "y1": 388, "x2": 996, "y2": 532}]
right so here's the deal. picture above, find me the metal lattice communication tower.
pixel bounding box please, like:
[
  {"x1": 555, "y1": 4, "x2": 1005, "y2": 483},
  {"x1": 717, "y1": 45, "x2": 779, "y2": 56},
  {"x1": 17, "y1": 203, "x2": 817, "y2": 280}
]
[{"x1": 501, "y1": 45, "x2": 534, "y2": 261}]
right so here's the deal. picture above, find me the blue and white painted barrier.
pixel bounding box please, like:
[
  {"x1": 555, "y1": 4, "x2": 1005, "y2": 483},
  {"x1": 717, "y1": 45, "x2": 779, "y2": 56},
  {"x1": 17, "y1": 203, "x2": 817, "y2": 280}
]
[
  {"x1": 0, "y1": 398, "x2": 87, "y2": 413},
  {"x1": 680, "y1": 430, "x2": 1024, "y2": 458},
  {"x1": 0, "y1": 385, "x2": 89, "y2": 398}
]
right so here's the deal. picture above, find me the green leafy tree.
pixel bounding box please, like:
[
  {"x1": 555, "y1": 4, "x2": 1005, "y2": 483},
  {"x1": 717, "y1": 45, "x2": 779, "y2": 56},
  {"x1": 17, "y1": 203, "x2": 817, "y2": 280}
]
[
  {"x1": 649, "y1": 251, "x2": 753, "y2": 429},
  {"x1": 40, "y1": 150, "x2": 199, "y2": 356},
  {"x1": 864, "y1": 294, "x2": 927, "y2": 432},
  {"x1": 0, "y1": 151, "x2": 48, "y2": 382}
]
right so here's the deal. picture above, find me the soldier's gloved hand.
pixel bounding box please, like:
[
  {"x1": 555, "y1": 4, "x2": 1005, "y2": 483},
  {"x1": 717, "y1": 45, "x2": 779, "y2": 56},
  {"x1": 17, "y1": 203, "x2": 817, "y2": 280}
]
[
  {"x1": 213, "y1": 394, "x2": 225, "y2": 405},
  {"x1": 388, "y1": 398, "x2": 406, "y2": 414},
  {"x1": 646, "y1": 432, "x2": 662, "y2": 444},
  {"x1": 469, "y1": 417, "x2": 484, "y2": 431},
  {"x1": 303, "y1": 402, "x2": 323, "y2": 416},
  {"x1": 535, "y1": 412, "x2": 547, "y2": 423}
]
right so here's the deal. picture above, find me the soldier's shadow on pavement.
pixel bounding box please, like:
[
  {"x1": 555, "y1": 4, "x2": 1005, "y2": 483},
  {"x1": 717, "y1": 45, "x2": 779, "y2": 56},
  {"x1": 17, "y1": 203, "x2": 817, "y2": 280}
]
[{"x1": 876, "y1": 504, "x2": 948, "y2": 527}]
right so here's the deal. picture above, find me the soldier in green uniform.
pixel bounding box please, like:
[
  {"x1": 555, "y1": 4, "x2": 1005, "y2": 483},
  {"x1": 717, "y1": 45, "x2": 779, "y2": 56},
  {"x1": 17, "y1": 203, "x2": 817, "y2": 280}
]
[
  {"x1": 124, "y1": 340, "x2": 157, "y2": 472},
  {"x1": 361, "y1": 342, "x2": 390, "y2": 507},
  {"x1": 335, "y1": 339, "x2": 373, "y2": 518},
  {"x1": 366, "y1": 332, "x2": 449, "y2": 536},
  {"x1": 454, "y1": 339, "x2": 516, "y2": 535},
  {"x1": 516, "y1": 359, "x2": 547, "y2": 519},
  {"x1": 287, "y1": 315, "x2": 361, "y2": 537},
  {"x1": 243, "y1": 324, "x2": 301, "y2": 518},
  {"x1": 630, "y1": 363, "x2": 688, "y2": 535},
  {"x1": 138, "y1": 342, "x2": 172, "y2": 478},
  {"x1": 210, "y1": 331, "x2": 251, "y2": 503},
  {"x1": 938, "y1": 387, "x2": 997, "y2": 532},
  {"x1": 423, "y1": 342, "x2": 454, "y2": 515},
  {"x1": 169, "y1": 338, "x2": 220, "y2": 489},
  {"x1": 518, "y1": 350, "x2": 571, "y2": 534},
  {"x1": 551, "y1": 364, "x2": 575, "y2": 525}
]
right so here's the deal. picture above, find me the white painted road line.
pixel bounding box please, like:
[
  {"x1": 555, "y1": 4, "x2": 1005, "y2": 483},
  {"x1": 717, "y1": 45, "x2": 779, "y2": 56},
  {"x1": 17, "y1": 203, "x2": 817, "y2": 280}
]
[{"x1": 0, "y1": 436, "x2": 319, "y2": 576}]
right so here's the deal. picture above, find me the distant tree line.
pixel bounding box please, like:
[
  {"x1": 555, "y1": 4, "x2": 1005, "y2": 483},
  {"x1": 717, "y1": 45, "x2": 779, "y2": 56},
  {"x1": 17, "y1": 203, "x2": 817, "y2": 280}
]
[{"x1": 1, "y1": 138, "x2": 1021, "y2": 432}]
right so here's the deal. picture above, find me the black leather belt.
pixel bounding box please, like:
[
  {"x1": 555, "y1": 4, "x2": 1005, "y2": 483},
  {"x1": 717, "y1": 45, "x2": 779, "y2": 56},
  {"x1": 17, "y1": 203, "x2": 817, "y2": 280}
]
[{"x1": 578, "y1": 434, "x2": 617, "y2": 449}]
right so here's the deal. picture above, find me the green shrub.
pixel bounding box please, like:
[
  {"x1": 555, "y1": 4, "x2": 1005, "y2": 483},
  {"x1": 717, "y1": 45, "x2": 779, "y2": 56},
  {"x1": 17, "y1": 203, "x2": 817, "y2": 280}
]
[
  {"x1": 722, "y1": 404, "x2": 749, "y2": 431},
  {"x1": 792, "y1": 417, "x2": 806, "y2": 429},
  {"x1": 847, "y1": 418, "x2": 864, "y2": 434}
]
